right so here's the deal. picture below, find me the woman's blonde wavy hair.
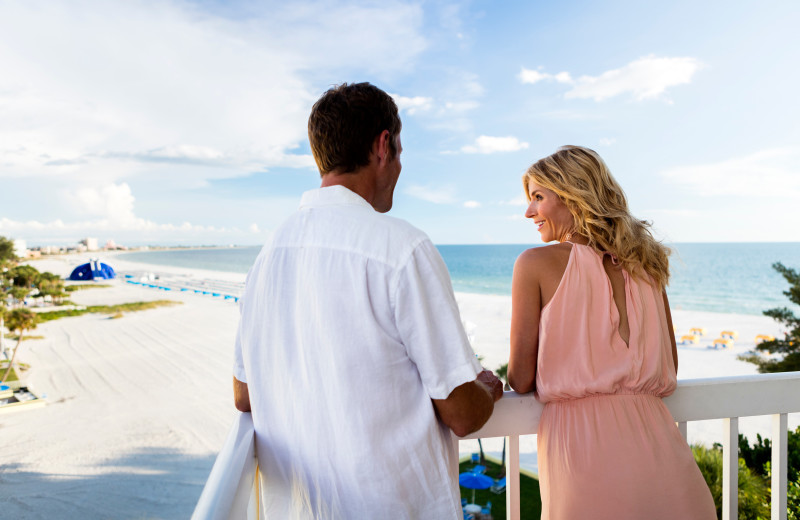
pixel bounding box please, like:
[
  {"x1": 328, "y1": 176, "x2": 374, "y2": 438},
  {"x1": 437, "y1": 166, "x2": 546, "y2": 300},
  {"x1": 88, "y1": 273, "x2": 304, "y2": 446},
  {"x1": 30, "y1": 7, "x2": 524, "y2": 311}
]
[{"x1": 523, "y1": 145, "x2": 671, "y2": 288}]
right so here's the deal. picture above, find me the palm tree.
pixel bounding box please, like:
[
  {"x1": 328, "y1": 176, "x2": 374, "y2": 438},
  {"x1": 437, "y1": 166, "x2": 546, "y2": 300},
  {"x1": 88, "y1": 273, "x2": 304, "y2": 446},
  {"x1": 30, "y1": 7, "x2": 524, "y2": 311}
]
[
  {"x1": 0, "y1": 269, "x2": 10, "y2": 359},
  {"x1": 0, "y1": 304, "x2": 6, "y2": 360},
  {"x1": 10, "y1": 286, "x2": 30, "y2": 308},
  {"x1": 1, "y1": 308, "x2": 39, "y2": 383},
  {"x1": 36, "y1": 272, "x2": 65, "y2": 304},
  {"x1": 0, "y1": 236, "x2": 15, "y2": 266}
]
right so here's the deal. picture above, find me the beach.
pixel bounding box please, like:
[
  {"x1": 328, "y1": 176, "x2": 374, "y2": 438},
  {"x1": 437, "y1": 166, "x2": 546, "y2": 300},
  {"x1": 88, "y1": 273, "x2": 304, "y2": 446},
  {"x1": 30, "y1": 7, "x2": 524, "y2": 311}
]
[{"x1": 1, "y1": 251, "x2": 798, "y2": 518}]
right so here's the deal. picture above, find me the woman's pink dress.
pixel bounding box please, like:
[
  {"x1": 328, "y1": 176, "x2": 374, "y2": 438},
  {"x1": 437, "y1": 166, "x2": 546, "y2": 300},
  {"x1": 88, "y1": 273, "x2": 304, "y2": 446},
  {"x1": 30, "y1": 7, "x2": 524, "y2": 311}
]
[{"x1": 535, "y1": 243, "x2": 716, "y2": 519}]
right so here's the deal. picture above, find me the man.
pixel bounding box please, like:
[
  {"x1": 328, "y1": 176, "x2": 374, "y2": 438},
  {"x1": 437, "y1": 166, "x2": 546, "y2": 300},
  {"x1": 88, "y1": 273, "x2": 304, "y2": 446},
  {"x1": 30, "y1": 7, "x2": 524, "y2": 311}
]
[{"x1": 233, "y1": 82, "x2": 502, "y2": 519}]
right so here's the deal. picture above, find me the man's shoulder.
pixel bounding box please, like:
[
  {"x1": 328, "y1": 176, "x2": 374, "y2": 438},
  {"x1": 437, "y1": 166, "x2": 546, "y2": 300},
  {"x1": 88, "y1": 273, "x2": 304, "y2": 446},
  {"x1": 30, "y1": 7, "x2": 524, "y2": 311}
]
[
  {"x1": 371, "y1": 211, "x2": 429, "y2": 241},
  {"x1": 355, "y1": 211, "x2": 434, "y2": 266},
  {"x1": 268, "y1": 203, "x2": 433, "y2": 267}
]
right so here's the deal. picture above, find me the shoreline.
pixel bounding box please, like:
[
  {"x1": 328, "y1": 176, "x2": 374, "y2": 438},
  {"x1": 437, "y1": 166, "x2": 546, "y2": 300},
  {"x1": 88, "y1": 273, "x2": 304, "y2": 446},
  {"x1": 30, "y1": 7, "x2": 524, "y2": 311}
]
[{"x1": 0, "y1": 252, "x2": 796, "y2": 517}]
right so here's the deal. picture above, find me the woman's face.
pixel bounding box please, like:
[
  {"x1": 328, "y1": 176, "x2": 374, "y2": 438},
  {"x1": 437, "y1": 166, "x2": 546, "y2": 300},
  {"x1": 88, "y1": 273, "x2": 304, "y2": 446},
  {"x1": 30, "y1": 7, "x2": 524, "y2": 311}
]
[{"x1": 525, "y1": 180, "x2": 574, "y2": 243}]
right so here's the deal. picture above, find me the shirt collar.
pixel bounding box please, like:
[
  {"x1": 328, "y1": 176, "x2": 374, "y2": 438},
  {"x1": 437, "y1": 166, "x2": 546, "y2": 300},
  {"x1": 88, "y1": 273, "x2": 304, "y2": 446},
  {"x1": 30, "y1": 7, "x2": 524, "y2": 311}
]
[{"x1": 299, "y1": 185, "x2": 374, "y2": 210}]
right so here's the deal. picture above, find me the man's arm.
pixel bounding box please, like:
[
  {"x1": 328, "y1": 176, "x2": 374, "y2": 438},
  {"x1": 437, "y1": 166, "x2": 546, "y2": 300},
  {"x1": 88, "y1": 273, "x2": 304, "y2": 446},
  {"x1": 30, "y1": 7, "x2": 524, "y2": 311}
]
[
  {"x1": 233, "y1": 376, "x2": 251, "y2": 412},
  {"x1": 432, "y1": 370, "x2": 503, "y2": 437}
]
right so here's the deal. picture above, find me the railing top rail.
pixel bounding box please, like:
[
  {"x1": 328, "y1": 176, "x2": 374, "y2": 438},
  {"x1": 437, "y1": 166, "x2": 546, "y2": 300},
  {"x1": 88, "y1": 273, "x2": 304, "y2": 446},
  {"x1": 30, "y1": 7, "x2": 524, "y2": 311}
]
[
  {"x1": 461, "y1": 371, "x2": 800, "y2": 440},
  {"x1": 678, "y1": 371, "x2": 800, "y2": 386}
]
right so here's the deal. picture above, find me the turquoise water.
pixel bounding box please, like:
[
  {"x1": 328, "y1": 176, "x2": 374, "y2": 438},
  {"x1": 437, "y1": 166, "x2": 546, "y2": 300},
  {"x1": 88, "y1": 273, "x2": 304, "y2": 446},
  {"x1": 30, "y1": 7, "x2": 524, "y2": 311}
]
[{"x1": 119, "y1": 243, "x2": 800, "y2": 316}]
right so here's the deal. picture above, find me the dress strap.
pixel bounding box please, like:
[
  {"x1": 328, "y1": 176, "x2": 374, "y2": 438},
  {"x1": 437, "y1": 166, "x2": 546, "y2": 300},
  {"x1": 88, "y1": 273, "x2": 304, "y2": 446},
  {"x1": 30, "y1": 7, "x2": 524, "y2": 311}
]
[{"x1": 602, "y1": 250, "x2": 620, "y2": 265}]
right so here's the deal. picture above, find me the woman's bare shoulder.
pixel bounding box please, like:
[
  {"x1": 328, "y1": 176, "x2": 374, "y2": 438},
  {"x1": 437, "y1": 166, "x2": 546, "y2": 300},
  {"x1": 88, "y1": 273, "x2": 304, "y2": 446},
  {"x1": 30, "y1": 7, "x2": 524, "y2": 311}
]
[{"x1": 516, "y1": 242, "x2": 573, "y2": 270}]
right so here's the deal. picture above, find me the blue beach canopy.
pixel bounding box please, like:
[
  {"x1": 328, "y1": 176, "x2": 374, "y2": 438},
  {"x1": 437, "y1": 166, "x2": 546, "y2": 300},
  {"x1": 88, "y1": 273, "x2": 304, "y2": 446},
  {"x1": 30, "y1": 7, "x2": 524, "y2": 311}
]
[
  {"x1": 458, "y1": 471, "x2": 494, "y2": 505},
  {"x1": 69, "y1": 259, "x2": 116, "y2": 281}
]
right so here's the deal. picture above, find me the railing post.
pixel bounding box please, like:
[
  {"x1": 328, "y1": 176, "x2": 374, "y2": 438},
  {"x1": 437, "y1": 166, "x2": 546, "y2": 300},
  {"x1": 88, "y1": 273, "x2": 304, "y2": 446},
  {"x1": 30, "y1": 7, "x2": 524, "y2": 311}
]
[
  {"x1": 772, "y1": 413, "x2": 788, "y2": 520},
  {"x1": 677, "y1": 421, "x2": 687, "y2": 441},
  {"x1": 451, "y1": 434, "x2": 460, "y2": 482},
  {"x1": 247, "y1": 465, "x2": 260, "y2": 520},
  {"x1": 722, "y1": 417, "x2": 739, "y2": 520},
  {"x1": 505, "y1": 435, "x2": 521, "y2": 520}
]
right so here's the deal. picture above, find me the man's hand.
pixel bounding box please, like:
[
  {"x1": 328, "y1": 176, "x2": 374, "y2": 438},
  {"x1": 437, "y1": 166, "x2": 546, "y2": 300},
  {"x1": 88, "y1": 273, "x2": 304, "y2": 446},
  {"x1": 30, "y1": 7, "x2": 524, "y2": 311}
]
[
  {"x1": 432, "y1": 369, "x2": 503, "y2": 437},
  {"x1": 233, "y1": 376, "x2": 251, "y2": 412},
  {"x1": 477, "y1": 369, "x2": 504, "y2": 402}
]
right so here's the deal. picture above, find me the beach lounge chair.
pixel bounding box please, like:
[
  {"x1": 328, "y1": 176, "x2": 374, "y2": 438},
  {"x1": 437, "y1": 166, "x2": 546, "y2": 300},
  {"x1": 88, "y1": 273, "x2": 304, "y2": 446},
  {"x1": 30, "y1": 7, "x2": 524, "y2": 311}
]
[
  {"x1": 755, "y1": 334, "x2": 775, "y2": 344},
  {"x1": 482, "y1": 500, "x2": 492, "y2": 515},
  {"x1": 712, "y1": 338, "x2": 733, "y2": 349},
  {"x1": 490, "y1": 477, "x2": 506, "y2": 494},
  {"x1": 721, "y1": 330, "x2": 738, "y2": 339},
  {"x1": 471, "y1": 464, "x2": 486, "y2": 474},
  {"x1": 680, "y1": 334, "x2": 700, "y2": 345},
  {"x1": 690, "y1": 327, "x2": 707, "y2": 336}
]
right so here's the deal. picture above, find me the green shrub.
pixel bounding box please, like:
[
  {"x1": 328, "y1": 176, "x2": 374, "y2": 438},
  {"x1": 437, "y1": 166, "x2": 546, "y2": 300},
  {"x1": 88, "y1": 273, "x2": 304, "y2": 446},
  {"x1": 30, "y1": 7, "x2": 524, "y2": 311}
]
[
  {"x1": 739, "y1": 427, "x2": 800, "y2": 482},
  {"x1": 693, "y1": 444, "x2": 770, "y2": 519},
  {"x1": 790, "y1": 473, "x2": 800, "y2": 520}
]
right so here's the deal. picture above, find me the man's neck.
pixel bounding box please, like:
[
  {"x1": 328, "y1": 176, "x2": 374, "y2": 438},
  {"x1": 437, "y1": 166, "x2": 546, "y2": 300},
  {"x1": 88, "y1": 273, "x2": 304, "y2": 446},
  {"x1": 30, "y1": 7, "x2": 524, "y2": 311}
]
[{"x1": 320, "y1": 168, "x2": 377, "y2": 207}]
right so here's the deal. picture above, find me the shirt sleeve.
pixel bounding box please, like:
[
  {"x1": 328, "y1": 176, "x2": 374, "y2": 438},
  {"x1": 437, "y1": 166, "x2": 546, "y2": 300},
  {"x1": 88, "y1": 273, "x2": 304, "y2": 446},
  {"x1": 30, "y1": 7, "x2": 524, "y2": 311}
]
[
  {"x1": 393, "y1": 238, "x2": 482, "y2": 400},
  {"x1": 232, "y1": 280, "x2": 248, "y2": 384}
]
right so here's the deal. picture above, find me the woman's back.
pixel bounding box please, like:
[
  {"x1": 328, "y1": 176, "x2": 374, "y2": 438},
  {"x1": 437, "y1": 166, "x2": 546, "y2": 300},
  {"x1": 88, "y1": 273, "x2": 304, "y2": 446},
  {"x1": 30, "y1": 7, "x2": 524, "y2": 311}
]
[
  {"x1": 534, "y1": 241, "x2": 677, "y2": 403},
  {"x1": 531, "y1": 242, "x2": 715, "y2": 519}
]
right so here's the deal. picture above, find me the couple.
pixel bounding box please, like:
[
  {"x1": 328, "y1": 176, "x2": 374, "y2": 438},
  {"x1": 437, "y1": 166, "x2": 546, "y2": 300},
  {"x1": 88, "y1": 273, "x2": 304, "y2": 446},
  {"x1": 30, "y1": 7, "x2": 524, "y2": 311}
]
[{"x1": 232, "y1": 83, "x2": 715, "y2": 519}]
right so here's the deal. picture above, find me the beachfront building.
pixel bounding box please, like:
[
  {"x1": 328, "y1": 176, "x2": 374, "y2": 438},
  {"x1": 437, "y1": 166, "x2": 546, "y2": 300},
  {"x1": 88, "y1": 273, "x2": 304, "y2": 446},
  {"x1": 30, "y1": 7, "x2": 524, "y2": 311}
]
[
  {"x1": 12, "y1": 239, "x2": 27, "y2": 259},
  {"x1": 80, "y1": 237, "x2": 99, "y2": 251}
]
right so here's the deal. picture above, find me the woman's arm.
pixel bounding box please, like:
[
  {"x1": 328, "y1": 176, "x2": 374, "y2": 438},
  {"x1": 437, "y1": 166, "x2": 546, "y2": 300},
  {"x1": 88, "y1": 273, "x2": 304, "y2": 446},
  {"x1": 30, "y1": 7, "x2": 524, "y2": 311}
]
[
  {"x1": 508, "y1": 250, "x2": 542, "y2": 394},
  {"x1": 662, "y1": 290, "x2": 679, "y2": 374}
]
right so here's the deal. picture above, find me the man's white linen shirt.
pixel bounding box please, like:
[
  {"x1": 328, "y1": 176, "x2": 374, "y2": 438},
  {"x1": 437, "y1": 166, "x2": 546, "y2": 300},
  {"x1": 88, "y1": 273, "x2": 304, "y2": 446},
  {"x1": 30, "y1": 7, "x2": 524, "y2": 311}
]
[{"x1": 233, "y1": 186, "x2": 482, "y2": 519}]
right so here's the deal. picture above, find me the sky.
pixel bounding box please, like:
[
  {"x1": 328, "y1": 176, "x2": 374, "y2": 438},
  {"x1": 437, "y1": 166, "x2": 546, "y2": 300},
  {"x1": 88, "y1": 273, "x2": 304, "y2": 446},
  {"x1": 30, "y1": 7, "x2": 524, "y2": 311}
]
[{"x1": 1, "y1": 0, "x2": 799, "y2": 247}]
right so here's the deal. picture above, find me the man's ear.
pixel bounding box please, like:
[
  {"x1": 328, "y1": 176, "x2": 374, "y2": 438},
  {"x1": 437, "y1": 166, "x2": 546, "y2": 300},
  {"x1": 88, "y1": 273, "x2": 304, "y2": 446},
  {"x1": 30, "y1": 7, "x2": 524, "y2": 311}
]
[{"x1": 374, "y1": 130, "x2": 391, "y2": 164}]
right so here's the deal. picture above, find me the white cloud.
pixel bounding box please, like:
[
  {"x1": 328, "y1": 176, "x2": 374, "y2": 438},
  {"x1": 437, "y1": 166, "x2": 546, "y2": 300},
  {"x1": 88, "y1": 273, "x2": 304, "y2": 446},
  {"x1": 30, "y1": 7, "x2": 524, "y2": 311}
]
[
  {"x1": 599, "y1": 138, "x2": 617, "y2": 146},
  {"x1": 0, "y1": 1, "x2": 425, "y2": 185},
  {"x1": 502, "y1": 194, "x2": 529, "y2": 206},
  {"x1": 390, "y1": 70, "x2": 484, "y2": 134},
  {"x1": 520, "y1": 56, "x2": 702, "y2": 102},
  {"x1": 0, "y1": 182, "x2": 277, "y2": 243},
  {"x1": 567, "y1": 55, "x2": 702, "y2": 101},
  {"x1": 463, "y1": 201, "x2": 481, "y2": 209},
  {"x1": 444, "y1": 100, "x2": 479, "y2": 113},
  {"x1": 518, "y1": 68, "x2": 573, "y2": 85},
  {"x1": 461, "y1": 136, "x2": 529, "y2": 154},
  {"x1": 392, "y1": 94, "x2": 433, "y2": 115},
  {"x1": 68, "y1": 184, "x2": 137, "y2": 225},
  {"x1": 404, "y1": 184, "x2": 456, "y2": 204},
  {"x1": 0, "y1": 215, "x2": 217, "y2": 234},
  {"x1": 661, "y1": 147, "x2": 800, "y2": 197}
]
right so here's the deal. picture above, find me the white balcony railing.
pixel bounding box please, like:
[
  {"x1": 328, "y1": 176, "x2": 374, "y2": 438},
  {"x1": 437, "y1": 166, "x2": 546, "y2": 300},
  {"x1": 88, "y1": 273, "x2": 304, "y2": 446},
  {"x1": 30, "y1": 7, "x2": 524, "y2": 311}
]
[{"x1": 193, "y1": 372, "x2": 800, "y2": 520}]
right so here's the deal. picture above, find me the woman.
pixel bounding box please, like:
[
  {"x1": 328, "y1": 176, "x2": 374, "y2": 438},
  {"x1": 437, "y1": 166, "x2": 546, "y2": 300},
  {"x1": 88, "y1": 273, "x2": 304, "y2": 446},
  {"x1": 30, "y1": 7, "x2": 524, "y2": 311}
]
[{"x1": 508, "y1": 146, "x2": 715, "y2": 519}]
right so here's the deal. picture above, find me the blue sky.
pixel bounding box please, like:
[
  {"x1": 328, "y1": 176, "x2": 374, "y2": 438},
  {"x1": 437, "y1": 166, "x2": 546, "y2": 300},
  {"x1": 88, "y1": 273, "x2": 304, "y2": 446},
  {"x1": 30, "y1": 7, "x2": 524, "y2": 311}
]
[{"x1": 1, "y1": 0, "x2": 798, "y2": 247}]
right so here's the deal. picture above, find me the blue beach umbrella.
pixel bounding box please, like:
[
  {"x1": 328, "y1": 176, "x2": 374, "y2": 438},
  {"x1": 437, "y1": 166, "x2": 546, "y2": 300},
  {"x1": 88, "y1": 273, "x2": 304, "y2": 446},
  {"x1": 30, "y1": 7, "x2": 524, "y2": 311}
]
[{"x1": 459, "y1": 471, "x2": 494, "y2": 504}]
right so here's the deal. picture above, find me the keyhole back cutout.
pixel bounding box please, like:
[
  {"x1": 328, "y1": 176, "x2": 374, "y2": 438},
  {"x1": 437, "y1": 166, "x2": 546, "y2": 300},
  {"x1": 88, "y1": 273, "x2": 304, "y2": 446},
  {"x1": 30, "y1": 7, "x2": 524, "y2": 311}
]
[{"x1": 602, "y1": 254, "x2": 630, "y2": 348}]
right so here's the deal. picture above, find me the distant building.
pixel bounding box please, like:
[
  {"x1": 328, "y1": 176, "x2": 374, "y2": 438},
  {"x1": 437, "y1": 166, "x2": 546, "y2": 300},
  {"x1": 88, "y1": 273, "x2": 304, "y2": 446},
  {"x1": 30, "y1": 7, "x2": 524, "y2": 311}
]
[
  {"x1": 12, "y1": 239, "x2": 27, "y2": 258},
  {"x1": 80, "y1": 237, "x2": 99, "y2": 251},
  {"x1": 103, "y1": 239, "x2": 126, "y2": 251}
]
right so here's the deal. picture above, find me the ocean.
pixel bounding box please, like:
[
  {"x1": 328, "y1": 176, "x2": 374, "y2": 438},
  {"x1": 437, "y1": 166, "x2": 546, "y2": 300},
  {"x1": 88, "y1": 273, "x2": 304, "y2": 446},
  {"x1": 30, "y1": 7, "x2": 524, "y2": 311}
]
[{"x1": 119, "y1": 242, "x2": 800, "y2": 316}]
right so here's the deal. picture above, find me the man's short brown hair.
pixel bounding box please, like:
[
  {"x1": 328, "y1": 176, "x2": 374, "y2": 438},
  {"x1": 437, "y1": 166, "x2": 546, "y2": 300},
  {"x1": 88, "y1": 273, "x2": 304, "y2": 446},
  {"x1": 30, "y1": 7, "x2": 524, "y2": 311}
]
[{"x1": 308, "y1": 82, "x2": 402, "y2": 175}]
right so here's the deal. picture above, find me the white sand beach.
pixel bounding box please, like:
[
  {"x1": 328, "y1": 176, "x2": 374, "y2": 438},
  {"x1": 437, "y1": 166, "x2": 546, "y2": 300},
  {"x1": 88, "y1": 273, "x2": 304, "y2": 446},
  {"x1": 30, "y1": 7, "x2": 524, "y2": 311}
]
[{"x1": 0, "y1": 252, "x2": 797, "y2": 518}]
